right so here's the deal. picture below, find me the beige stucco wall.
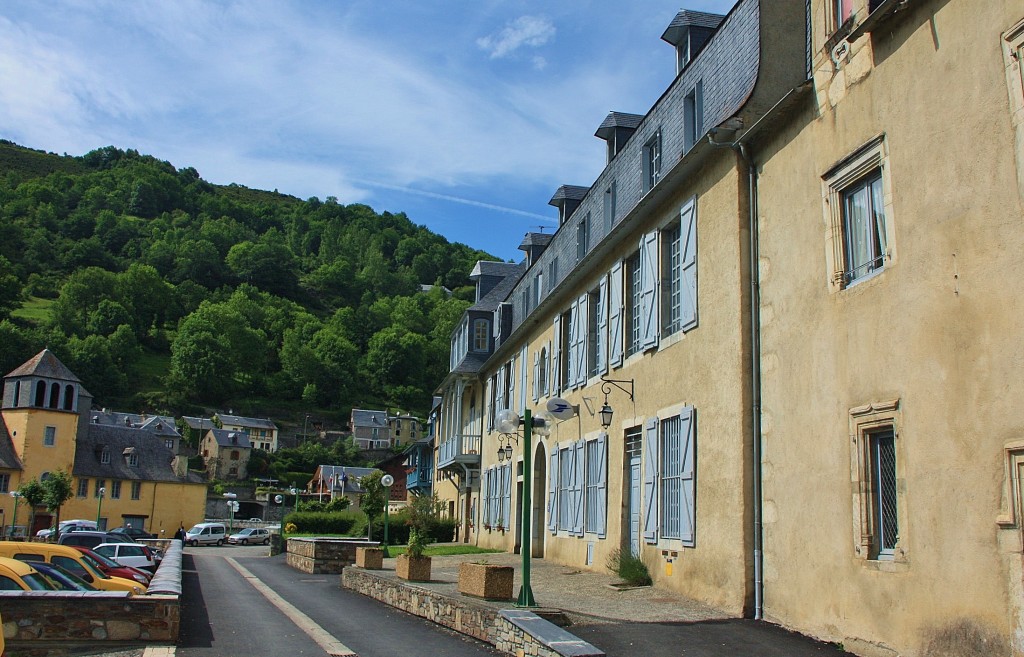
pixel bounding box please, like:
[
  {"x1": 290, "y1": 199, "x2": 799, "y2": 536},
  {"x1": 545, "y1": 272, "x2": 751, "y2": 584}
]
[
  {"x1": 756, "y1": 1, "x2": 1024, "y2": 655},
  {"x1": 474, "y1": 152, "x2": 756, "y2": 615}
]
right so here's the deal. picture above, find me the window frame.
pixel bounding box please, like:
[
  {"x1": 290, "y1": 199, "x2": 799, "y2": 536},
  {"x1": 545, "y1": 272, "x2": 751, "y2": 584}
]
[
  {"x1": 1003, "y1": 18, "x2": 1024, "y2": 201},
  {"x1": 77, "y1": 478, "x2": 89, "y2": 497},
  {"x1": 625, "y1": 251, "x2": 643, "y2": 356},
  {"x1": 43, "y1": 426, "x2": 56, "y2": 447},
  {"x1": 472, "y1": 318, "x2": 490, "y2": 353},
  {"x1": 576, "y1": 213, "x2": 590, "y2": 262},
  {"x1": 849, "y1": 400, "x2": 908, "y2": 565},
  {"x1": 822, "y1": 136, "x2": 894, "y2": 291},
  {"x1": 642, "y1": 131, "x2": 662, "y2": 193},
  {"x1": 131, "y1": 481, "x2": 142, "y2": 500}
]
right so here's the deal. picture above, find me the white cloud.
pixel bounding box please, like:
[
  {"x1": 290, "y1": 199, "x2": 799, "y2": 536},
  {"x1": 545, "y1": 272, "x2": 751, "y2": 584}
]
[{"x1": 476, "y1": 15, "x2": 555, "y2": 59}]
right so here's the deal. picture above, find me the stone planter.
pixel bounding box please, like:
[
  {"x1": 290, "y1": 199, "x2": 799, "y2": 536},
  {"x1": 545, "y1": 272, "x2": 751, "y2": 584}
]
[
  {"x1": 356, "y1": 546, "x2": 383, "y2": 569},
  {"x1": 396, "y1": 554, "x2": 432, "y2": 582},
  {"x1": 458, "y1": 562, "x2": 514, "y2": 601}
]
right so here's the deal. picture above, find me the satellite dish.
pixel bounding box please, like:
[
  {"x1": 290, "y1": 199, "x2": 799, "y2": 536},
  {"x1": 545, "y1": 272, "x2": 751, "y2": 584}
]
[
  {"x1": 381, "y1": 474, "x2": 395, "y2": 487},
  {"x1": 546, "y1": 397, "x2": 576, "y2": 421},
  {"x1": 274, "y1": 495, "x2": 283, "y2": 504}
]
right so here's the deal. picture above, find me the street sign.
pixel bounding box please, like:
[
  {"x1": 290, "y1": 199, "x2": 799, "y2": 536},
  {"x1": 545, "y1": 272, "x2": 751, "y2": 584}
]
[{"x1": 546, "y1": 397, "x2": 576, "y2": 420}]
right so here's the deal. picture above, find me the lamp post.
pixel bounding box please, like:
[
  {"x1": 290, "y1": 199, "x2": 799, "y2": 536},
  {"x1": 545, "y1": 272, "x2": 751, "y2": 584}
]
[
  {"x1": 96, "y1": 487, "x2": 106, "y2": 527},
  {"x1": 289, "y1": 487, "x2": 299, "y2": 514},
  {"x1": 380, "y1": 474, "x2": 394, "y2": 557},
  {"x1": 495, "y1": 408, "x2": 551, "y2": 608},
  {"x1": 224, "y1": 492, "x2": 238, "y2": 534},
  {"x1": 9, "y1": 491, "x2": 22, "y2": 539}
]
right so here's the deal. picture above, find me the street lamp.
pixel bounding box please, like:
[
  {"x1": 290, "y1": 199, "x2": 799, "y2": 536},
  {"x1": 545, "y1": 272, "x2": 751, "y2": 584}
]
[
  {"x1": 9, "y1": 491, "x2": 22, "y2": 539},
  {"x1": 96, "y1": 487, "x2": 106, "y2": 527},
  {"x1": 495, "y1": 407, "x2": 552, "y2": 608},
  {"x1": 289, "y1": 487, "x2": 299, "y2": 514},
  {"x1": 380, "y1": 474, "x2": 394, "y2": 557},
  {"x1": 224, "y1": 493, "x2": 238, "y2": 533}
]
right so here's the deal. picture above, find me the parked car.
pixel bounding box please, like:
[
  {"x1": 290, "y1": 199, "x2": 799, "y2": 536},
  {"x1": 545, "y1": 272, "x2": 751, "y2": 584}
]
[
  {"x1": 71, "y1": 546, "x2": 151, "y2": 587},
  {"x1": 28, "y1": 560, "x2": 96, "y2": 592},
  {"x1": 0, "y1": 542, "x2": 145, "y2": 594},
  {"x1": 185, "y1": 522, "x2": 226, "y2": 546},
  {"x1": 227, "y1": 527, "x2": 271, "y2": 545},
  {"x1": 92, "y1": 542, "x2": 158, "y2": 573},
  {"x1": 108, "y1": 526, "x2": 156, "y2": 540},
  {"x1": 58, "y1": 530, "x2": 135, "y2": 550},
  {"x1": 36, "y1": 518, "x2": 97, "y2": 539},
  {"x1": 0, "y1": 556, "x2": 53, "y2": 591}
]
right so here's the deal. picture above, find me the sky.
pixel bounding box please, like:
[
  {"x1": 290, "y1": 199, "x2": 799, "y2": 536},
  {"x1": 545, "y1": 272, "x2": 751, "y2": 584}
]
[{"x1": 0, "y1": 0, "x2": 737, "y2": 262}]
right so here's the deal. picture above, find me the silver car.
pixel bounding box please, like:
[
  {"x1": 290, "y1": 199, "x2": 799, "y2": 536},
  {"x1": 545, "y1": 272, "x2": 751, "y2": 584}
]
[{"x1": 227, "y1": 528, "x2": 271, "y2": 545}]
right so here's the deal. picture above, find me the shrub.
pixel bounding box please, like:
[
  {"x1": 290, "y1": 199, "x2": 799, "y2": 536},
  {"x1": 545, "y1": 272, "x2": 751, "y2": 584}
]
[
  {"x1": 607, "y1": 548, "x2": 652, "y2": 587},
  {"x1": 284, "y1": 510, "x2": 364, "y2": 535}
]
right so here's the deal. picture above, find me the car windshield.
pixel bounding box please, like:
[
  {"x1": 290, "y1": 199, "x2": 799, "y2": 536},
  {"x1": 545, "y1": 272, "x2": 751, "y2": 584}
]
[
  {"x1": 21, "y1": 572, "x2": 54, "y2": 591},
  {"x1": 77, "y1": 553, "x2": 112, "y2": 580},
  {"x1": 37, "y1": 564, "x2": 93, "y2": 591}
]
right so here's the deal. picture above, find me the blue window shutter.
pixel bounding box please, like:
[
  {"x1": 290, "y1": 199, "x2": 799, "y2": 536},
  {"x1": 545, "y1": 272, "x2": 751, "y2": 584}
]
[
  {"x1": 481, "y1": 468, "x2": 491, "y2": 526},
  {"x1": 679, "y1": 197, "x2": 698, "y2": 332},
  {"x1": 679, "y1": 407, "x2": 696, "y2": 547},
  {"x1": 557, "y1": 311, "x2": 565, "y2": 392},
  {"x1": 548, "y1": 449, "x2": 559, "y2": 533},
  {"x1": 502, "y1": 463, "x2": 512, "y2": 530},
  {"x1": 573, "y1": 439, "x2": 585, "y2": 536},
  {"x1": 597, "y1": 275, "x2": 608, "y2": 374},
  {"x1": 640, "y1": 230, "x2": 659, "y2": 350},
  {"x1": 519, "y1": 346, "x2": 528, "y2": 412},
  {"x1": 643, "y1": 417, "x2": 659, "y2": 543},
  {"x1": 574, "y1": 294, "x2": 588, "y2": 387},
  {"x1": 496, "y1": 366, "x2": 506, "y2": 414},
  {"x1": 596, "y1": 432, "x2": 608, "y2": 538},
  {"x1": 608, "y1": 262, "x2": 624, "y2": 368},
  {"x1": 536, "y1": 349, "x2": 544, "y2": 401}
]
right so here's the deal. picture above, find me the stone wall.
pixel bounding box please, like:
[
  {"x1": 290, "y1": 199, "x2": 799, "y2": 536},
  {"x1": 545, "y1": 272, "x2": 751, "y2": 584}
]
[
  {"x1": 342, "y1": 568, "x2": 602, "y2": 657},
  {"x1": 285, "y1": 537, "x2": 377, "y2": 574}
]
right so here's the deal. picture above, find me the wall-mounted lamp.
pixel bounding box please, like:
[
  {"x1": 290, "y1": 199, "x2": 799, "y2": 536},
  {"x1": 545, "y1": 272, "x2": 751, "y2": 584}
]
[{"x1": 599, "y1": 376, "x2": 635, "y2": 429}]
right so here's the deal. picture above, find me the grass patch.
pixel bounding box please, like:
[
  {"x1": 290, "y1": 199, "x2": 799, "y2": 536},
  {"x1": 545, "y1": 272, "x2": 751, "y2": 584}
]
[
  {"x1": 384, "y1": 545, "x2": 502, "y2": 558},
  {"x1": 11, "y1": 296, "x2": 54, "y2": 325},
  {"x1": 134, "y1": 349, "x2": 171, "y2": 392},
  {"x1": 607, "y1": 548, "x2": 652, "y2": 587}
]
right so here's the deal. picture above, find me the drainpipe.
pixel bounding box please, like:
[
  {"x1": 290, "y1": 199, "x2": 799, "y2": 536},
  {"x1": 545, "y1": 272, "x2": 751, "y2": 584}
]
[{"x1": 708, "y1": 131, "x2": 764, "y2": 620}]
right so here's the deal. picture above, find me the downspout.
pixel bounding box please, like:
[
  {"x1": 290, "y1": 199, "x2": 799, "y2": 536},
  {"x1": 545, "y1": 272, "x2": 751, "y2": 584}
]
[{"x1": 707, "y1": 131, "x2": 763, "y2": 620}]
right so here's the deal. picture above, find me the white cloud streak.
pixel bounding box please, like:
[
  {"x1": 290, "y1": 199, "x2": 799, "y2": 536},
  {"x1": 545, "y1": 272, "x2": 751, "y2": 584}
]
[{"x1": 476, "y1": 15, "x2": 556, "y2": 59}]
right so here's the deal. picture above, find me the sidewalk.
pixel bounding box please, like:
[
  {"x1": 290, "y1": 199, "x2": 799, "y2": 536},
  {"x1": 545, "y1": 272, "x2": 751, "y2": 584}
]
[{"x1": 366, "y1": 547, "x2": 852, "y2": 657}]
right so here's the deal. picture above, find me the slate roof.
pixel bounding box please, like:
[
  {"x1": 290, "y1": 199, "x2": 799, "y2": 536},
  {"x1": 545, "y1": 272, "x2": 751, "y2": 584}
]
[
  {"x1": 351, "y1": 409, "x2": 388, "y2": 427},
  {"x1": 5, "y1": 349, "x2": 81, "y2": 383},
  {"x1": 182, "y1": 416, "x2": 216, "y2": 431},
  {"x1": 595, "y1": 112, "x2": 644, "y2": 139},
  {"x1": 217, "y1": 414, "x2": 277, "y2": 430},
  {"x1": 548, "y1": 185, "x2": 591, "y2": 205},
  {"x1": 316, "y1": 465, "x2": 378, "y2": 494},
  {"x1": 90, "y1": 411, "x2": 180, "y2": 437},
  {"x1": 0, "y1": 418, "x2": 23, "y2": 470},
  {"x1": 518, "y1": 232, "x2": 554, "y2": 249},
  {"x1": 468, "y1": 261, "x2": 527, "y2": 313},
  {"x1": 206, "y1": 429, "x2": 252, "y2": 449},
  {"x1": 75, "y1": 424, "x2": 203, "y2": 483},
  {"x1": 661, "y1": 10, "x2": 726, "y2": 45},
  {"x1": 471, "y1": 261, "x2": 521, "y2": 279}
]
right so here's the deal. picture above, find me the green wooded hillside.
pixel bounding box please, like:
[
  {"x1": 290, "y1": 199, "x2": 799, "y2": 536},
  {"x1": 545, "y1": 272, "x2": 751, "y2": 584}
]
[{"x1": 0, "y1": 141, "x2": 496, "y2": 421}]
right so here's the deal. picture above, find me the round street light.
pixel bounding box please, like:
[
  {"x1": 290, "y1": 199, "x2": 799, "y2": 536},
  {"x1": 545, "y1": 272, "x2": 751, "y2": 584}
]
[
  {"x1": 96, "y1": 487, "x2": 106, "y2": 527},
  {"x1": 9, "y1": 491, "x2": 22, "y2": 539}
]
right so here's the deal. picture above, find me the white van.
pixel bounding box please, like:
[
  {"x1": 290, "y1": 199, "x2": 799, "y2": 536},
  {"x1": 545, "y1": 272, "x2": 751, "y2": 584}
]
[{"x1": 185, "y1": 523, "x2": 227, "y2": 546}]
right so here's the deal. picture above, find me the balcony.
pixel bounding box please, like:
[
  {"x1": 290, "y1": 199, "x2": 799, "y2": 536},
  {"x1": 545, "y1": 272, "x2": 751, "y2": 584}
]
[
  {"x1": 437, "y1": 433, "x2": 482, "y2": 470},
  {"x1": 406, "y1": 463, "x2": 433, "y2": 494}
]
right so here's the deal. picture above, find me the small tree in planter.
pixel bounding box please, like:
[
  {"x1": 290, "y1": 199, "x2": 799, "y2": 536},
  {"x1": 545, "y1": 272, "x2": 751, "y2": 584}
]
[{"x1": 396, "y1": 494, "x2": 441, "y2": 582}]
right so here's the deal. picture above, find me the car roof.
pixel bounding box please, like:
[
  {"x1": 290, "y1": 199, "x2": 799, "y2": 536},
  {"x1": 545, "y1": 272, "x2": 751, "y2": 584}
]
[{"x1": 0, "y1": 555, "x2": 42, "y2": 577}]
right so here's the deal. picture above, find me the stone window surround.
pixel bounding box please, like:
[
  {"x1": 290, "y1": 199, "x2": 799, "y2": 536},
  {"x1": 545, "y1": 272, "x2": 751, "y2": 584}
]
[
  {"x1": 1003, "y1": 17, "x2": 1024, "y2": 201},
  {"x1": 849, "y1": 399, "x2": 909, "y2": 569},
  {"x1": 821, "y1": 134, "x2": 895, "y2": 292}
]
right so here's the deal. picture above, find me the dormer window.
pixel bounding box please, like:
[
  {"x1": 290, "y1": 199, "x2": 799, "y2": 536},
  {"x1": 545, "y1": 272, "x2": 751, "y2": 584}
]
[
  {"x1": 472, "y1": 319, "x2": 490, "y2": 352},
  {"x1": 128, "y1": 452, "x2": 138, "y2": 467},
  {"x1": 101, "y1": 448, "x2": 110, "y2": 464}
]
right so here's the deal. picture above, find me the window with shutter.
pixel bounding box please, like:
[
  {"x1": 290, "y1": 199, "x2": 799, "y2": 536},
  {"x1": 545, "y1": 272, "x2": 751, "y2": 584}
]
[
  {"x1": 519, "y1": 346, "x2": 528, "y2": 412},
  {"x1": 481, "y1": 469, "x2": 491, "y2": 526},
  {"x1": 584, "y1": 434, "x2": 608, "y2": 538},
  {"x1": 532, "y1": 351, "x2": 540, "y2": 402},
  {"x1": 572, "y1": 439, "x2": 585, "y2": 536},
  {"x1": 502, "y1": 463, "x2": 512, "y2": 530},
  {"x1": 573, "y1": 294, "x2": 588, "y2": 387},
  {"x1": 679, "y1": 198, "x2": 698, "y2": 332},
  {"x1": 548, "y1": 449, "x2": 559, "y2": 533},
  {"x1": 552, "y1": 314, "x2": 563, "y2": 396}
]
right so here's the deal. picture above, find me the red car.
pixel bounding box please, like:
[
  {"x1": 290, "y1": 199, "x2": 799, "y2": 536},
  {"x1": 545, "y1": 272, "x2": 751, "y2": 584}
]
[{"x1": 71, "y1": 546, "x2": 152, "y2": 587}]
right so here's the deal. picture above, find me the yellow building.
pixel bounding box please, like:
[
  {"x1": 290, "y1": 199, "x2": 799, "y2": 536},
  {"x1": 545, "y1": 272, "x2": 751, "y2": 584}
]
[
  {"x1": 0, "y1": 349, "x2": 207, "y2": 536},
  {"x1": 750, "y1": 1, "x2": 1024, "y2": 655}
]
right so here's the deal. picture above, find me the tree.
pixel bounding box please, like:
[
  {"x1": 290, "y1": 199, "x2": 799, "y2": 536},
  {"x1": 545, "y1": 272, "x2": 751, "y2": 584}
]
[
  {"x1": 17, "y1": 479, "x2": 46, "y2": 537},
  {"x1": 0, "y1": 256, "x2": 21, "y2": 319},
  {"x1": 42, "y1": 470, "x2": 74, "y2": 535},
  {"x1": 359, "y1": 471, "x2": 386, "y2": 540}
]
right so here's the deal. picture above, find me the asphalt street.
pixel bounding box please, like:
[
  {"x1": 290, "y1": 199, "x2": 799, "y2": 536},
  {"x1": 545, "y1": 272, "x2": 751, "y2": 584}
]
[{"x1": 178, "y1": 545, "x2": 500, "y2": 657}]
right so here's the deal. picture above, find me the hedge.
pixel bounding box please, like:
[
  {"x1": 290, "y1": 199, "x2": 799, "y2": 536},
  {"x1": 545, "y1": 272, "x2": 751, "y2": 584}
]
[{"x1": 283, "y1": 510, "x2": 364, "y2": 535}]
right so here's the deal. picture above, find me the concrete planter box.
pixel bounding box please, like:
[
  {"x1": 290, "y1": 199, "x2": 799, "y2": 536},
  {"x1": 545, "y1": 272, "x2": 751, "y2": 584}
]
[
  {"x1": 396, "y1": 554, "x2": 431, "y2": 582},
  {"x1": 356, "y1": 546, "x2": 384, "y2": 569},
  {"x1": 458, "y1": 562, "x2": 514, "y2": 601}
]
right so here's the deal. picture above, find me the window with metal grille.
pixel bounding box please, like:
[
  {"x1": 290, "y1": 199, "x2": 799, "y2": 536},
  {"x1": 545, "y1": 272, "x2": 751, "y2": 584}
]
[
  {"x1": 587, "y1": 288, "x2": 602, "y2": 378},
  {"x1": 870, "y1": 428, "x2": 898, "y2": 559},
  {"x1": 659, "y1": 416, "x2": 683, "y2": 539},
  {"x1": 662, "y1": 223, "x2": 682, "y2": 334}
]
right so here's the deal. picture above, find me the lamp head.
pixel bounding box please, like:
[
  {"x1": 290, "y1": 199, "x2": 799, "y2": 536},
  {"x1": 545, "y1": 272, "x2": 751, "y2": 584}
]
[
  {"x1": 532, "y1": 410, "x2": 553, "y2": 438},
  {"x1": 599, "y1": 403, "x2": 614, "y2": 429},
  {"x1": 495, "y1": 408, "x2": 521, "y2": 434}
]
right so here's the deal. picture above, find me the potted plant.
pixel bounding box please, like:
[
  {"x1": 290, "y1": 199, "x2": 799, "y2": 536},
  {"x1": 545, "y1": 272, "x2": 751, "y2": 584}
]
[{"x1": 396, "y1": 529, "x2": 431, "y2": 581}]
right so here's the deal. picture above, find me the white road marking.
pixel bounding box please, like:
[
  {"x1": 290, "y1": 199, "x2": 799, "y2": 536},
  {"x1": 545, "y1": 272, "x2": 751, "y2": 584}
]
[{"x1": 226, "y1": 557, "x2": 356, "y2": 657}]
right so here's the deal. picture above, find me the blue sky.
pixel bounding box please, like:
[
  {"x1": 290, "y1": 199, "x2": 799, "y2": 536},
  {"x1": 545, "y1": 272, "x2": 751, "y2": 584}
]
[{"x1": 0, "y1": 0, "x2": 736, "y2": 262}]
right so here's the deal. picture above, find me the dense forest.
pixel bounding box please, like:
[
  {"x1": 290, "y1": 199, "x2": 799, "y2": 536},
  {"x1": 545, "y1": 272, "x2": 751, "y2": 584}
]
[{"x1": 0, "y1": 141, "x2": 497, "y2": 422}]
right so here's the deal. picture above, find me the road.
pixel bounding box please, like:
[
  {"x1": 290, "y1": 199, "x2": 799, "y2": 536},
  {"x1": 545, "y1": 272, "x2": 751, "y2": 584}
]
[{"x1": 178, "y1": 544, "x2": 500, "y2": 657}]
